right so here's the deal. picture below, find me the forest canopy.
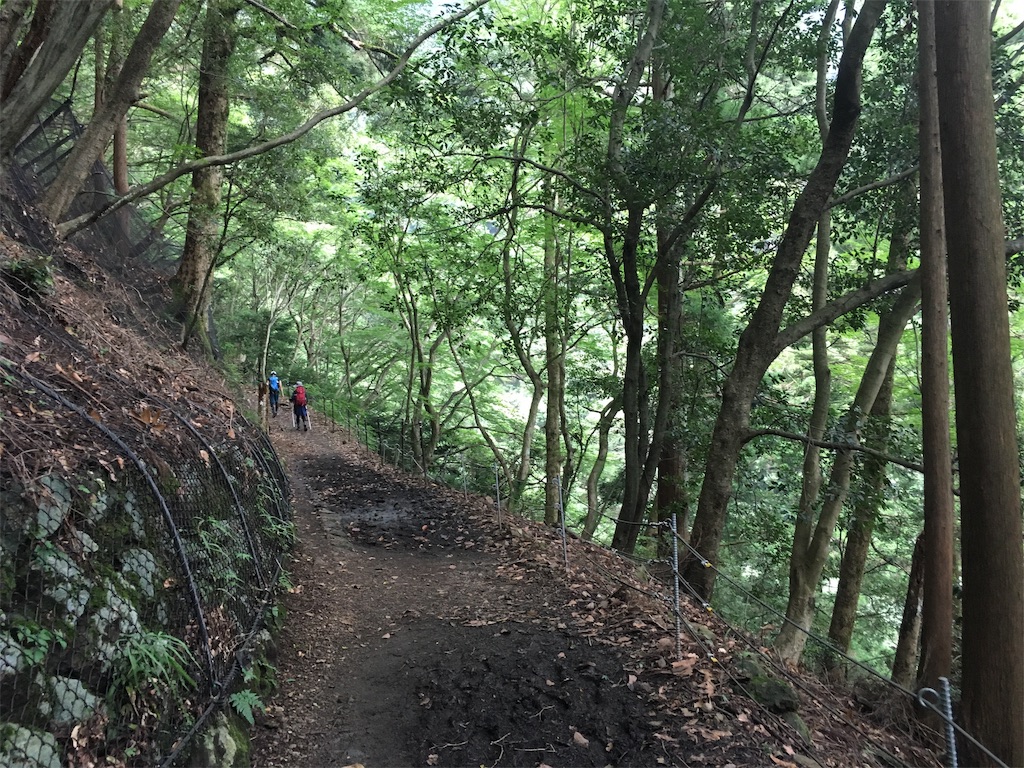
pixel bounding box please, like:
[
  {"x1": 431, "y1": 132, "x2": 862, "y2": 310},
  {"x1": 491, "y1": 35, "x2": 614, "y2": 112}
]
[{"x1": 1, "y1": 0, "x2": 1023, "y2": 763}]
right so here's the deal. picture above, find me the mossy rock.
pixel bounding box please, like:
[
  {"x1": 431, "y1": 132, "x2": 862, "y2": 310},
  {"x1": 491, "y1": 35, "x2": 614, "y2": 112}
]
[
  {"x1": 0, "y1": 722, "x2": 61, "y2": 768},
  {"x1": 734, "y1": 652, "x2": 800, "y2": 714},
  {"x1": 781, "y1": 710, "x2": 812, "y2": 744},
  {"x1": 189, "y1": 711, "x2": 251, "y2": 768}
]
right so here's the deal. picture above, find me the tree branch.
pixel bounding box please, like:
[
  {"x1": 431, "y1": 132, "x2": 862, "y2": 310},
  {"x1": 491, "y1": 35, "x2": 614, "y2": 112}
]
[
  {"x1": 242, "y1": 0, "x2": 296, "y2": 29},
  {"x1": 58, "y1": 0, "x2": 491, "y2": 237},
  {"x1": 828, "y1": 165, "x2": 918, "y2": 209},
  {"x1": 744, "y1": 427, "x2": 924, "y2": 473},
  {"x1": 773, "y1": 269, "x2": 918, "y2": 355}
]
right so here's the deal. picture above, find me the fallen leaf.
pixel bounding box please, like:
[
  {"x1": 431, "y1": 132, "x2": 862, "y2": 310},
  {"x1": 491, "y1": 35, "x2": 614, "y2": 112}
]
[
  {"x1": 671, "y1": 657, "x2": 697, "y2": 676},
  {"x1": 572, "y1": 731, "x2": 589, "y2": 748},
  {"x1": 25, "y1": 351, "x2": 41, "y2": 363}
]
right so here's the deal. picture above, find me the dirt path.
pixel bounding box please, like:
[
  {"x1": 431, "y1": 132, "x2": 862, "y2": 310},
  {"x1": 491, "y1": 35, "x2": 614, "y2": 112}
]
[
  {"x1": 251, "y1": 418, "x2": 682, "y2": 767},
  {"x1": 249, "y1": 414, "x2": 934, "y2": 768}
]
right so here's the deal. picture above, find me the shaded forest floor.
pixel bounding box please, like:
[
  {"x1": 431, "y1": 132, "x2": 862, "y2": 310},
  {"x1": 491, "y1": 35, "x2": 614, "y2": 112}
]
[{"x1": 250, "y1": 417, "x2": 942, "y2": 768}]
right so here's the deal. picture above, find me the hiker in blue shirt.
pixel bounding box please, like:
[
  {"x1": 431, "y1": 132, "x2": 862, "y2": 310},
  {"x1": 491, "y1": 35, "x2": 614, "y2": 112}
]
[{"x1": 267, "y1": 370, "x2": 281, "y2": 416}]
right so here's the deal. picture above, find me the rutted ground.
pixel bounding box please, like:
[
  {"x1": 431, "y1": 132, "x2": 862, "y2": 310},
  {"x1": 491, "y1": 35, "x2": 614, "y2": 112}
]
[{"x1": 250, "y1": 415, "x2": 938, "y2": 768}]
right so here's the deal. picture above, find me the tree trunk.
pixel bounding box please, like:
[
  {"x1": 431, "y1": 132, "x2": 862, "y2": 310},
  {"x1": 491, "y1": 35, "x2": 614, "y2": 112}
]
[
  {"x1": 891, "y1": 534, "x2": 926, "y2": 688},
  {"x1": 825, "y1": 358, "x2": 894, "y2": 666},
  {"x1": 544, "y1": 192, "x2": 563, "y2": 526},
  {"x1": 0, "y1": 0, "x2": 34, "y2": 82},
  {"x1": 652, "y1": 206, "x2": 684, "y2": 557},
  {"x1": 774, "y1": 278, "x2": 920, "y2": 665},
  {"x1": 585, "y1": 395, "x2": 621, "y2": 540},
  {"x1": 792, "y1": 1, "x2": 840, "y2": 620},
  {"x1": 916, "y1": 0, "x2": 954, "y2": 699},
  {"x1": 935, "y1": 4, "x2": 1024, "y2": 764},
  {"x1": 824, "y1": 177, "x2": 916, "y2": 665},
  {"x1": 609, "y1": 207, "x2": 651, "y2": 552},
  {"x1": 37, "y1": 0, "x2": 179, "y2": 222},
  {"x1": 500, "y1": 149, "x2": 546, "y2": 512},
  {"x1": 683, "y1": 1, "x2": 887, "y2": 598},
  {"x1": 0, "y1": 0, "x2": 112, "y2": 161},
  {"x1": 604, "y1": 0, "x2": 664, "y2": 553},
  {"x1": 171, "y1": 0, "x2": 237, "y2": 353},
  {"x1": 106, "y1": 4, "x2": 131, "y2": 197},
  {"x1": 99, "y1": 2, "x2": 132, "y2": 252}
]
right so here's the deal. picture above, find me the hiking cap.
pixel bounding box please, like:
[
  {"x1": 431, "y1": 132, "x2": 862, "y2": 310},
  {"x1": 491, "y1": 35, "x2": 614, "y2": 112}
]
[
  {"x1": 271, "y1": 370, "x2": 276, "y2": 375},
  {"x1": 296, "y1": 381, "x2": 302, "y2": 386}
]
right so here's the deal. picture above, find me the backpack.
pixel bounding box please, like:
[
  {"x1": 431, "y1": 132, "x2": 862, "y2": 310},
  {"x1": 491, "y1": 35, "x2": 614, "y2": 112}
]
[
  {"x1": 294, "y1": 385, "x2": 307, "y2": 407},
  {"x1": 268, "y1": 374, "x2": 280, "y2": 391}
]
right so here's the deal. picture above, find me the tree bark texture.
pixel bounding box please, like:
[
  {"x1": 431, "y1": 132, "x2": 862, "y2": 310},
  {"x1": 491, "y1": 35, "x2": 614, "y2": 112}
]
[
  {"x1": 916, "y1": 0, "x2": 955, "y2": 698},
  {"x1": 682, "y1": 1, "x2": 887, "y2": 598},
  {"x1": 585, "y1": 396, "x2": 620, "y2": 540},
  {"x1": 0, "y1": 0, "x2": 34, "y2": 83},
  {"x1": 172, "y1": 0, "x2": 237, "y2": 353},
  {"x1": 544, "y1": 200, "x2": 563, "y2": 526},
  {"x1": 825, "y1": 177, "x2": 915, "y2": 664},
  {"x1": 891, "y1": 533, "x2": 926, "y2": 689},
  {"x1": 935, "y1": 4, "x2": 1024, "y2": 764},
  {"x1": 605, "y1": 0, "x2": 665, "y2": 554},
  {"x1": 826, "y1": 358, "x2": 894, "y2": 663},
  {"x1": 0, "y1": 0, "x2": 112, "y2": 161},
  {"x1": 774, "y1": 278, "x2": 920, "y2": 665},
  {"x1": 36, "y1": 0, "x2": 179, "y2": 222}
]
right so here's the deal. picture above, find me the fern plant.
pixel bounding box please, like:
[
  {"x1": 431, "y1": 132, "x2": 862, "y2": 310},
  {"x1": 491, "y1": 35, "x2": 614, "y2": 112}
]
[{"x1": 229, "y1": 689, "x2": 264, "y2": 725}]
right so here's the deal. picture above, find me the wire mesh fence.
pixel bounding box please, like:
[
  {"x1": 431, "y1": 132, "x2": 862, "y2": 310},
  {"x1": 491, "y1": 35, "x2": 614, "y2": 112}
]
[
  {"x1": 1, "y1": 92, "x2": 296, "y2": 767},
  {"x1": 0, "y1": 360, "x2": 291, "y2": 768}
]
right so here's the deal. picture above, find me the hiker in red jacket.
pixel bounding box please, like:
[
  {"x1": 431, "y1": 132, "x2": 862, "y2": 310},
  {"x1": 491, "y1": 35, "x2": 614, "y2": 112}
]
[{"x1": 290, "y1": 381, "x2": 309, "y2": 431}]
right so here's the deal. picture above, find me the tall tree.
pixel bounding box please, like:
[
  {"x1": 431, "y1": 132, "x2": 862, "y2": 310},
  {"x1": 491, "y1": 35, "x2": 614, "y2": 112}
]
[
  {"x1": 172, "y1": 0, "x2": 239, "y2": 353},
  {"x1": 682, "y1": 1, "x2": 888, "y2": 598},
  {"x1": 934, "y1": 3, "x2": 1024, "y2": 764},
  {"x1": 774, "y1": 275, "x2": 920, "y2": 664},
  {"x1": 824, "y1": 179, "x2": 920, "y2": 665},
  {"x1": 604, "y1": 0, "x2": 666, "y2": 552},
  {"x1": 915, "y1": 0, "x2": 954, "y2": 697},
  {"x1": 0, "y1": 0, "x2": 112, "y2": 161},
  {"x1": 37, "y1": 0, "x2": 181, "y2": 222},
  {"x1": 543, "y1": 179, "x2": 564, "y2": 525}
]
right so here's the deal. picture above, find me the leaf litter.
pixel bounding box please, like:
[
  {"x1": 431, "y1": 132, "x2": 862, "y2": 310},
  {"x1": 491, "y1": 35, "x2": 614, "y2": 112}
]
[{"x1": 250, "y1": 423, "x2": 942, "y2": 768}]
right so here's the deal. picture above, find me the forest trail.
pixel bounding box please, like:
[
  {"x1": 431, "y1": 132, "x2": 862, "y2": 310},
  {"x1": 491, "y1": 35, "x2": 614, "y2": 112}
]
[{"x1": 249, "y1": 412, "x2": 937, "y2": 768}]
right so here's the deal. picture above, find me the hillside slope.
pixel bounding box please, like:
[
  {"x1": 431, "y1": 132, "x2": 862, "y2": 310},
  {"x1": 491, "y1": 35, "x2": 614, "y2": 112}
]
[
  {"x1": 0, "y1": 178, "x2": 941, "y2": 768},
  {"x1": 0, "y1": 178, "x2": 289, "y2": 767}
]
